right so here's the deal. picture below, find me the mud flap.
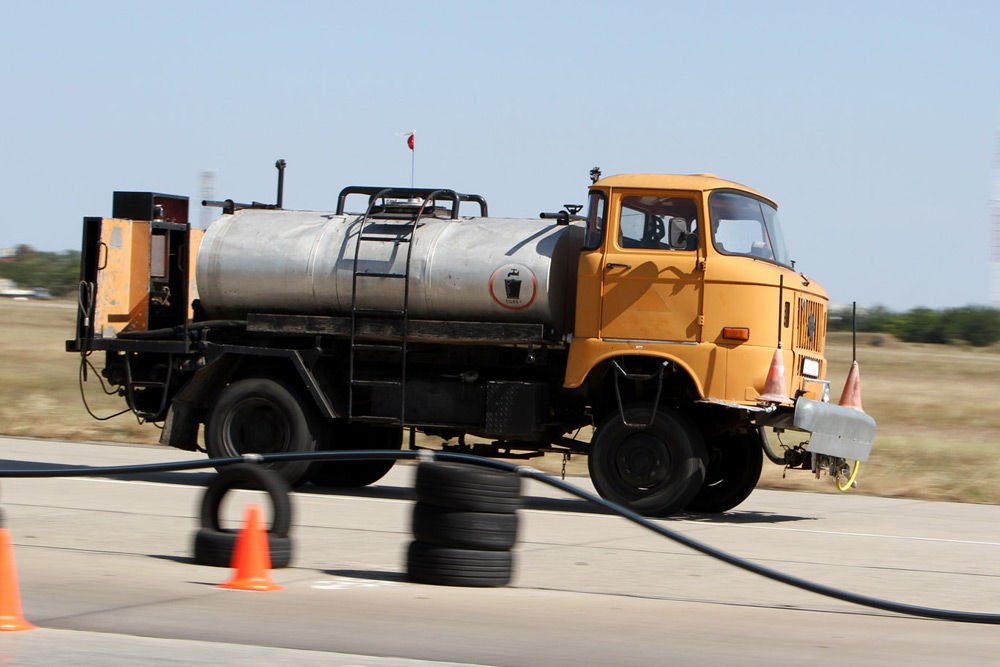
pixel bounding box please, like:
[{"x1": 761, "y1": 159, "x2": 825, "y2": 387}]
[
  {"x1": 793, "y1": 398, "x2": 876, "y2": 462},
  {"x1": 159, "y1": 401, "x2": 202, "y2": 451}
]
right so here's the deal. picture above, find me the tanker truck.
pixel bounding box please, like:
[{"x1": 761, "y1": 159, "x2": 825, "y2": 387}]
[{"x1": 67, "y1": 162, "x2": 875, "y2": 515}]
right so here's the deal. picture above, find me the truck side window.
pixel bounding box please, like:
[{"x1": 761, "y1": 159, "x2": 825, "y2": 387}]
[
  {"x1": 584, "y1": 191, "x2": 606, "y2": 250},
  {"x1": 618, "y1": 195, "x2": 698, "y2": 251}
]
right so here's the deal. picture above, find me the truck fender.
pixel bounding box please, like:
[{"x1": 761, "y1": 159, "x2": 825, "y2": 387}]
[
  {"x1": 584, "y1": 351, "x2": 704, "y2": 420},
  {"x1": 159, "y1": 354, "x2": 241, "y2": 451},
  {"x1": 200, "y1": 344, "x2": 340, "y2": 420},
  {"x1": 160, "y1": 349, "x2": 341, "y2": 451}
]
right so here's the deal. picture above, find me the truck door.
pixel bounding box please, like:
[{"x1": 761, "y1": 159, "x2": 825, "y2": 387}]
[{"x1": 599, "y1": 191, "x2": 703, "y2": 343}]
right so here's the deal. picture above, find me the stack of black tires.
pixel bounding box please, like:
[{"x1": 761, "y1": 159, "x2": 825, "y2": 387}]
[{"x1": 407, "y1": 462, "x2": 521, "y2": 587}]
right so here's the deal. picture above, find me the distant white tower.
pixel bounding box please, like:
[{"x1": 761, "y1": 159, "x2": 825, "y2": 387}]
[
  {"x1": 199, "y1": 170, "x2": 217, "y2": 229},
  {"x1": 993, "y1": 132, "x2": 1000, "y2": 307}
]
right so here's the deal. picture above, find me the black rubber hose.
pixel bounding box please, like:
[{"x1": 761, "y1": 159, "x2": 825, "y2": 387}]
[
  {"x1": 0, "y1": 451, "x2": 420, "y2": 478},
  {"x1": 515, "y1": 465, "x2": 1000, "y2": 625},
  {"x1": 0, "y1": 449, "x2": 997, "y2": 624},
  {"x1": 115, "y1": 320, "x2": 247, "y2": 340}
]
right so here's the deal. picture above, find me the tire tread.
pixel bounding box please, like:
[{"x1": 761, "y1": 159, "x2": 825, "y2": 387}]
[
  {"x1": 406, "y1": 541, "x2": 512, "y2": 587},
  {"x1": 415, "y1": 462, "x2": 521, "y2": 513},
  {"x1": 411, "y1": 503, "x2": 518, "y2": 550},
  {"x1": 192, "y1": 527, "x2": 293, "y2": 568}
]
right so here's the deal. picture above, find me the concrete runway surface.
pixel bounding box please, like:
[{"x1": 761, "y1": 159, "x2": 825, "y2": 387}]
[{"x1": 0, "y1": 436, "x2": 997, "y2": 666}]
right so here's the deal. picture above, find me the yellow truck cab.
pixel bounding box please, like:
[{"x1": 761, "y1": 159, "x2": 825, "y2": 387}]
[
  {"x1": 564, "y1": 173, "x2": 874, "y2": 514},
  {"x1": 569, "y1": 173, "x2": 827, "y2": 403}
]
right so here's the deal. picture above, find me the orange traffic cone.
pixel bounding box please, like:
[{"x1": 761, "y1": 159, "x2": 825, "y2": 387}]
[
  {"x1": 218, "y1": 504, "x2": 282, "y2": 592},
  {"x1": 838, "y1": 360, "x2": 864, "y2": 411},
  {"x1": 758, "y1": 347, "x2": 791, "y2": 403},
  {"x1": 0, "y1": 527, "x2": 36, "y2": 631}
]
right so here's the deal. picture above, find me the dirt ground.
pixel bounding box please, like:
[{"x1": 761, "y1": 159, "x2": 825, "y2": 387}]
[{"x1": 2, "y1": 300, "x2": 998, "y2": 504}]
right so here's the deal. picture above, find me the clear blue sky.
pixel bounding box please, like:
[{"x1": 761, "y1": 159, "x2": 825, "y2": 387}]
[{"x1": 1, "y1": 0, "x2": 997, "y2": 309}]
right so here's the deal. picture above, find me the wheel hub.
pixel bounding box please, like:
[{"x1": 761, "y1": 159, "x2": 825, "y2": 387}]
[
  {"x1": 615, "y1": 432, "x2": 671, "y2": 490},
  {"x1": 226, "y1": 398, "x2": 291, "y2": 454}
]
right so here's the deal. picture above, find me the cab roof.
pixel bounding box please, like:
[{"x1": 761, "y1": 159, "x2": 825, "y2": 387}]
[{"x1": 593, "y1": 173, "x2": 773, "y2": 204}]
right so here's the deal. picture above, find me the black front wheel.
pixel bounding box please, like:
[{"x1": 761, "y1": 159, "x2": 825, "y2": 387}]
[
  {"x1": 588, "y1": 407, "x2": 706, "y2": 517},
  {"x1": 205, "y1": 378, "x2": 318, "y2": 486}
]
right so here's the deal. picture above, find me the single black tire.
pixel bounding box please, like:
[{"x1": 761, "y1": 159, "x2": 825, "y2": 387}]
[
  {"x1": 192, "y1": 526, "x2": 293, "y2": 568},
  {"x1": 686, "y1": 431, "x2": 764, "y2": 513},
  {"x1": 307, "y1": 423, "x2": 401, "y2": 488},
  {"x1": 406, "y1": 540, "x2": 512, "y2": 587},
  {"x1": 415, "y1": 462, "x2": 521, "y2": 513},
  {"x1": 588, "y1": 406, "x2": 707, "y2": 517},
  {"x1": 206, "y1": 378, "x2": 319, "y2": 486},
  {"x1": 200, "y1": 463, "x2": 292, "y2": 538},
  {"x1": 411, "y1": 502, "x2": 518, "y2": 551}
]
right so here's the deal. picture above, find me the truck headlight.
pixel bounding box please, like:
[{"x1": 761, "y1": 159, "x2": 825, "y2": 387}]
[{"x1": 801, "y1": 357, "x2": 821, "y2": 379}]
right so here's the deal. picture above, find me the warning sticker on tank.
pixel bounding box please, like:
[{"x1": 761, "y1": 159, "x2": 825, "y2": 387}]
[{"x1": 489, "y1": 263, "x2": 537, "y2": 310}]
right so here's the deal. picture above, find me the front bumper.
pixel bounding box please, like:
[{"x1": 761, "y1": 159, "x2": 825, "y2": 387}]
[
  {"x1": 793, "y1": 397, "x2": 876, "y2": 462},
  {"x1": 697, "y1": 396, "x2": 877, "y2": 462}
]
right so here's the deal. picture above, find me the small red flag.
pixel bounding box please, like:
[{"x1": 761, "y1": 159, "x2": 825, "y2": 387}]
[{"x1": 406, "y1": 131, "x2": 415, "y2": 151}]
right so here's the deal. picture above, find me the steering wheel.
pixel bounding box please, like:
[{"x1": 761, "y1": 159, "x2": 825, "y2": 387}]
[{"x1": 645, "y1": 215, "x2": 666, "y2": 246}]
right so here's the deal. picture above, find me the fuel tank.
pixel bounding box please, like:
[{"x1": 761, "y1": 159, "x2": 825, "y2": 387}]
[{"x1": 196, "y1": 209, "x2": 586, "y2": 332}]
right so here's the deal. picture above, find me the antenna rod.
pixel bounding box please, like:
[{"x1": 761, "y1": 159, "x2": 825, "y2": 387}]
[
  {"x1": 777, "y1": 275, "x2": 784, "y2": 348},
  {"x1": 852, "y1": 301, "x2": 857, "y2": 363}
]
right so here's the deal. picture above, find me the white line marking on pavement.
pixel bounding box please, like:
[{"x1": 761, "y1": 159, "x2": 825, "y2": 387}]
[
  {"x1": 54, "y1": 477, "x2": 410, "y2": 503},
  {"x1": 45, "y1": 477, "x2": 1000, "y2": 547},
  {"x1": 676, "y1": 521, "x2": 1000, "y2": 547},
  {"x1": 312, "y1": 579, "x2": 400, "y2": 591}
]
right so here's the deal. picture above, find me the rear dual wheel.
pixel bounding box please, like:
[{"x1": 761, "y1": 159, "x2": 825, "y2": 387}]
[
  {"x1": 206, "y1": 378, "x2": 317, "y2": 486},
  {"x1": 307, "y1": 422, "x2": 401, "y2": 488},
  {"x1": 205, "y1": 378, "x2": 400, "y2": 489}
]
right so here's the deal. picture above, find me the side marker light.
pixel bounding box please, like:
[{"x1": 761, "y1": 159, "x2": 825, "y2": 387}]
[{"x1": 722, "y1": 327, "x2": 750, "y2": 342}]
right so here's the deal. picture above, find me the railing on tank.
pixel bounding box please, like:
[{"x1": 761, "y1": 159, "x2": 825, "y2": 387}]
[{"x1": 336, "y1": 186, "x2": 488, "y2": 219}]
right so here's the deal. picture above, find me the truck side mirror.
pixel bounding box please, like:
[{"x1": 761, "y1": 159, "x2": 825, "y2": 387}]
[{"x1": 668, "y1": 217, "x2": 692, "y2": 249}]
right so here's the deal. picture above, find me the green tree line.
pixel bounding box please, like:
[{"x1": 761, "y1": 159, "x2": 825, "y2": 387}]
[
  {"x1": 0, "y1": 245, "x2": 81, "y2": 297},
  {"x1": 4, "y1": 244, "x2": 999, "y2": 346},
  {"x1": 830, "y1": 305, "x2": 1000, "y2": 347}
]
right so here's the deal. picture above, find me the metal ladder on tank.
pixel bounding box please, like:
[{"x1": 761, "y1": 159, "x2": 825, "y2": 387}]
[{"x1": 347, "y1": 189, "x2": 454, "y2": 426}]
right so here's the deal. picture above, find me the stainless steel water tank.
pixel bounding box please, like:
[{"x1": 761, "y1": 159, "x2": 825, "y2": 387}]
[{"x1": 196, "y1": 209, "x2": 585, "y2": 332}]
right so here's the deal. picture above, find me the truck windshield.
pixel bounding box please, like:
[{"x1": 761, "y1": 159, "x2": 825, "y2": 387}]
[{"x1": 709, "y1": 191, "x2": 791, "y2": 268}]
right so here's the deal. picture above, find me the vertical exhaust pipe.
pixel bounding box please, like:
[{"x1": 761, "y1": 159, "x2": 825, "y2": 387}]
[{"x1": 275, "y1": 159, "x2": 286, "y2": 209}]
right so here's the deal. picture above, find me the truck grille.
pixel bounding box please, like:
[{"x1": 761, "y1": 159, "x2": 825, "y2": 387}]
[{"x1": 796, "y1": 298, "x2": 825, "y2": 353}]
